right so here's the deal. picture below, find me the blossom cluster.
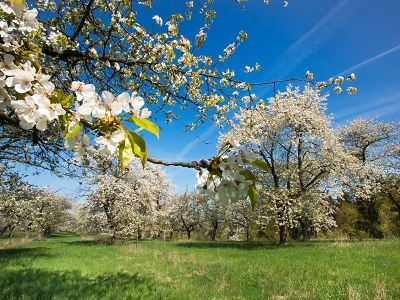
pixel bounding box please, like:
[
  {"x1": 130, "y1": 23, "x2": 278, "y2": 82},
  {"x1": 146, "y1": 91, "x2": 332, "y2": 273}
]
[
  {"x1": 65, "y1": 82, "x2": 152, "y2": 158},
  {"x1": 196, "y1": 153, "x2": 255, "y2": 204},
  {"x1": 1, "y1": 0, "x2": 153, "y2": 163},
  {"x1": 1, "y1": 54, "x2": 65, "y2": 130},
  {"x1": 0, "y1": 1, "x2": 39, "y2": 50}
]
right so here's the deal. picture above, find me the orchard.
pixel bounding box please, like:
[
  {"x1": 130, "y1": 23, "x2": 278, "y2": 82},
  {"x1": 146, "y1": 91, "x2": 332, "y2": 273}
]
[{"x1": 0, "y1": 0, "x2": 399, "y2": 243}]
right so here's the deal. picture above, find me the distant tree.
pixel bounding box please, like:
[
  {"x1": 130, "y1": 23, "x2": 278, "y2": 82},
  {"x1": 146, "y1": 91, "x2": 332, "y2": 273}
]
[
  {"x1": 170, "y1": 191, "x2": 207, "y2": 241},
  {"x1": 84, "y1": 157, "x2": 171, "y2": 243},
  {"x1": 338, "y1": 117, "x2": 400, "y2": 237},
  {"x1": 332, "y1": 198, "x2": 362, "y2": 238},
  {"x1": 225, "y1": 200, "x2": 256, "y2": 241},
  {"x1": 203, "y1": 199, "x2": 226, "y2": 241},
  {"x1": 221, "y1": 85, "x2": 354, "y2": 244},
  {"x1": 0, "y1": 167, "x2": 72, "y2": 238},
  {"x1": 339, "y1": 117, "x2": 400, "y2": 207}
]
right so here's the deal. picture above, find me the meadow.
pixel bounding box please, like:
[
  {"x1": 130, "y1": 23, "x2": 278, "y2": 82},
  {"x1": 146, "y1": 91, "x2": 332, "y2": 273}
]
[{"x1": 1, "y1": 233, "x2": 399, "y2": 300}]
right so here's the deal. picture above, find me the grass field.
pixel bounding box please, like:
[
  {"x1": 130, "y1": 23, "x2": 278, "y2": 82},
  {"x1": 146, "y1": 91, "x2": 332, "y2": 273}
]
[{"x1": 1, "y1": 233, "x2": 399, "y2": 299}]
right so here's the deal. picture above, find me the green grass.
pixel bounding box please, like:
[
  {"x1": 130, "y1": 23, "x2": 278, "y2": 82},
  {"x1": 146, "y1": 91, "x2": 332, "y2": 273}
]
[{"x1": 1, "y1": 233, "x2": 399, "y2": 299}]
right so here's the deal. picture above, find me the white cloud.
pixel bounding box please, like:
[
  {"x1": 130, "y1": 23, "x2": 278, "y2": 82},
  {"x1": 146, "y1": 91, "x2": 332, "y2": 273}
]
[
  {"x1": 333, "y1": 92, "x2": 400, "y2": 124},
  {"x1": 335, "y1": 43, "x2": 400, "y2": 76}
]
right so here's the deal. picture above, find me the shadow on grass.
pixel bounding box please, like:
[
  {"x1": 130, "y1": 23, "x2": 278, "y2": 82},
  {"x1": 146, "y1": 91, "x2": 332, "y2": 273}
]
[
  {"x1": 62, "y1": 239, "x2": 114, "y2": 246},
  {"x1": 176, "y1": 241, "x2": 281, "y2": 250},
  {"x1": 0, "y1": 247, "x2": 52, "y2": 264},
  {"x1": 61, "y1": 234, "x2": 140, "y2": 246},
  {"x1": 175, "y1": 239, "x2": 357, "y2": 250},
  {"x1": 0, "y1": 268, "x2": 169, "y2": 300}
]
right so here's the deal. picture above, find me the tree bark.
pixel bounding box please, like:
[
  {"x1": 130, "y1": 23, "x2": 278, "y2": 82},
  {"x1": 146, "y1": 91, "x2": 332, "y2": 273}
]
[
  {"x1": 111, "y1": 231, "x2": 117, "y2": 245},
  {"x1": 279, "y1": 225, "x2": 287, "y2": 245}
]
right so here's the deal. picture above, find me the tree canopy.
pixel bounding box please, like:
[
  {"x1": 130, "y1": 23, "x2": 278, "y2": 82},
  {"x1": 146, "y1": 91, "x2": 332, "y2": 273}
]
[{"x1": 0, "y1": 0, "x2": 361, "y2": 202}]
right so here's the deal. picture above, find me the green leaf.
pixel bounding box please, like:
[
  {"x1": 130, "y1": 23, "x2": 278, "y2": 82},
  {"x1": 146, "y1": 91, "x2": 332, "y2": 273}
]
[
  {"x1": 128, "y1": 116, "x2": 159, "y2": 139},
  {"x1": 240, "y1": 169, "x2": 258, "y2": 209},
  {"x1": 119, "y1": 136, "x2": 135, "y2": 172},
  {"x1": 248, "y1": 184, "x2": 258, "y2": 210},
  {"x1": 248, "y1": 158, "x2": 272, "y2": 174},
  {"x1": 64, "y1": 122, "x2": 81, "y2": 139},
  {"x1": 50, "y1": 90, "x2": 75, "y2": 109},
  {"x1": 240, "y1": 168, "x2": 257, "y2": 182},
  {"x1": 28, "y1": 43, "x2": 42, "y2": 54},
  {"x1": 127, "y1": 130, "x2": 147, "y2": 168}
]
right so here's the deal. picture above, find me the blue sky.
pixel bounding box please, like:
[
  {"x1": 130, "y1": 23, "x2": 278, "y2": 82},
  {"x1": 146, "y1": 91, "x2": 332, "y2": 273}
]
[{"x1": 26, "y1": 0, "x2": 400, "y2": 197}]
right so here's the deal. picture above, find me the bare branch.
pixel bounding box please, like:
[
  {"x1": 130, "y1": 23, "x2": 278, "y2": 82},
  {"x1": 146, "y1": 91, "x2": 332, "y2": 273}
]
[{"x1": 147, "y1": 156, "x2": 209, "y2": 170}]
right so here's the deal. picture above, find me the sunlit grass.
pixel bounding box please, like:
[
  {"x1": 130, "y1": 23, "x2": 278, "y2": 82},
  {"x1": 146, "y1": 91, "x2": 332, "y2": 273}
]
[{"x1": 1, "y1": 233, "x2": 399, "y2": 299}]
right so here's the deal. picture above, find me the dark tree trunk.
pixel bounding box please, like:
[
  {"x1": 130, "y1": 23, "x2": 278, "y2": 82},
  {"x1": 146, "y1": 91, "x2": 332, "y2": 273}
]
[
  {"x1": 245, "y1": 226, "x2": 251, "y2": 241},
  {"x1": 279, "y1": 225, "x2": 287, "y2": 245},
  {"x1": 0, "y1": 224, "x2": 12, "y2": 236},
  {"x1": 111, "y1": 231, "x2": 117, "y2": 244},
  {"x1": 388, "y1": 192, "x2": 400, "y2": 214},
  {"x1": 43, "y1": 226, "x2": 52, "y2": 238},
  {"x1": 210, "y1": 220, "x2": 219, "y2": 241}
]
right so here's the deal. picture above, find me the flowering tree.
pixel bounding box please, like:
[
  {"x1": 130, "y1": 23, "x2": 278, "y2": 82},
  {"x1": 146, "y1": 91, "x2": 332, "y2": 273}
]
[
  {"x1": 338, "y1": 117, "x2": 400, "y2": 212},
  {"x1": 339, "y1": 117, "x2": 400, "y2": 195},
  {"x1": 0, "y1": 0, "x2": 359, "y2": 206},
  {"x1": 203, "y1": 198, "x2": 226, "y2": 241},
  {"x1": 224, "y1": 199, "x2": 257, "y2": 241},
  {"x1": 84, "y1": 157, "x2": 171, "y2": 243},
  {"x1": 220, "y1": 85, "x2": 355, "y2": 243},
  {"x1": 0, "y1": 166, "x2": 72, "y2": 238},
  {"x1": 169, "y1": 191, "x2": 208, "y2": 240}
]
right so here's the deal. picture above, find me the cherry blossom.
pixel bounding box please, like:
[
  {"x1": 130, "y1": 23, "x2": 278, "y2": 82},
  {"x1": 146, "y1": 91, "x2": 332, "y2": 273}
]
[
  {"x1": 152, "y1": 15, "x2": 163, "y2": 26},
  {"x1": 65, "y1": 132, "x2": 95, "y2": 160},
  {"x1": 95, "y1": 130, "x2": 126, "y2": 154}
]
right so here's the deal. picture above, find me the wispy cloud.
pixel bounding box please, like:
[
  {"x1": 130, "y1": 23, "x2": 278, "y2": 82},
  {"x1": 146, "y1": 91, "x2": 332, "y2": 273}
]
[
  {"x1": 260, "y1": 0, "x2": 349, "y2": 96},
  {"x1": 335, "y1": 43, "x2": 400, "y2": 76},
  {"x1": 176, "y1": 125, "x2": 218, "y2": 160},
  {"x1": 287, "y1": 0, "x2": 349, "y2": 53},
  {"x1": 333, "y1": 92, "x2": 400, "y2": 123},
  {"x1": 276, "y1": 0, "x2": 349, "y2": 76}
]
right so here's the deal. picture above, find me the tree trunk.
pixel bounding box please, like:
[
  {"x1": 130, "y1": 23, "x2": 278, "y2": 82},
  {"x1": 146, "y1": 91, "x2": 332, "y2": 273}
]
[
  {"x1": 0, "y1": 224, "x2": 12, "y2": 236},
  {"x1": 110, "y1": 225, "x2": 117, "y2": 244},
  {"x1": 246, "y1": 226, "x2": 251, "y2": 241},
  {"x1": 111, "y1": 232, "x2": 117, "y2": 244},
  {"x1": 210, "y1": 220, "x2": 218, "y2": 241},
  {"x1": 279, "y1": 225, "x2": 287, "y2": 245},
  {"x1": 388, "y1": 192, "x2": 400, "y2": 214}
]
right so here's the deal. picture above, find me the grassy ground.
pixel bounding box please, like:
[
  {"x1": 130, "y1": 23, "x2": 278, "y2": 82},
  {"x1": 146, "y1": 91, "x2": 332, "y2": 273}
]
[{"x1": 1, "y1": 233, "x2": 399, "y2": 299}]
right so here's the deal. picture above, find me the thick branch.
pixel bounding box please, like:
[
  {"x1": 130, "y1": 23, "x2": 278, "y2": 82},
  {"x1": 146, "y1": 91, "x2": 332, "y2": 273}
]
[
  {"x1": 0, "y1": 112, "x2": 19, "y2": 126},
  {"x1": 72, "y1": 0, "x2": 96, "y2": 40},
  {"x1": 388, "y1": 191, "x2": 400, "y2": 211},
  {"x1": 147, "y1": 156, "x2": 209, "y2": 170}
]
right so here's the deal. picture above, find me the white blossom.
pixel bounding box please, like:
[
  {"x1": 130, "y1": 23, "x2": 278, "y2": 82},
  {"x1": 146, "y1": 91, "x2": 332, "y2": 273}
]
[
  {"x1": 152, "y1": 15, "x2": 163, "y2": 26},
  {"x1": 95, "y1": 129, "x2": 125, "y2": 154}
]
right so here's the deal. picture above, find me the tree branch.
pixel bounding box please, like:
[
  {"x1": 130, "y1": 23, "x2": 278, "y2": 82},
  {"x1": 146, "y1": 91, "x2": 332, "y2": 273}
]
[
  {"x1": 72, "y1": 0, "x2": 96, "y2": 40},
  {"x1": 147, "y1": 156, "x2": 209, "y2": 170}
]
